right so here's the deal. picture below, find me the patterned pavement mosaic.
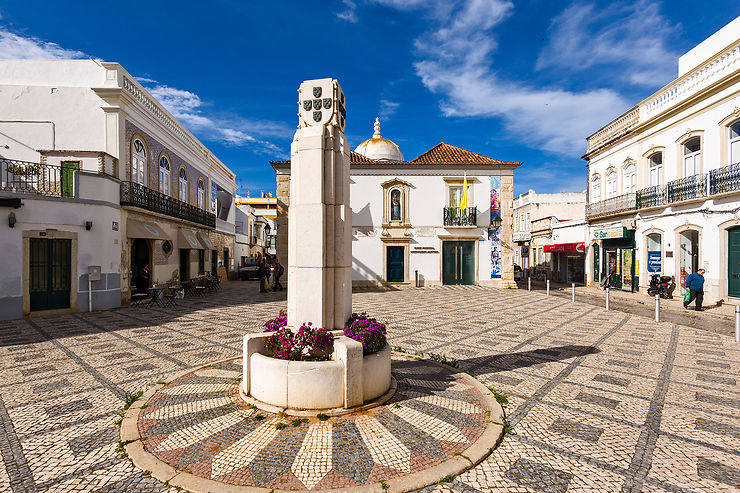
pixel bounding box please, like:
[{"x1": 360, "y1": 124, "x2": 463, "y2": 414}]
[
  {"x1": 131, "y1": 357, "x2": 493, "y2": 490},
  {"x1": 0, "y1": 281, "x2": 739, "y2": 492}
]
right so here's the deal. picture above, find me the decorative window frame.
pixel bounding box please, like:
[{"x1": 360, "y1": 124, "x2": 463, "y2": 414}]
[
  {"x1": 130, "y1": 134, "x2": 149, "y2": 185},
  {"x1": 642, "y1": 146, "x2": 666, "y2": 188},
  {"x1": 197, "y1": 176, "x2": 206, "y2": 209},
  {"x1": 380, "y1": 178, "x2": 411, "y2": 227},
  {"x1": 590, "y1": 173, "x2": 602, "y2": 202},
  {"x1": 642, "y1": 226, "x2": 664, "y2": 278},
  {"x1": 674, "y1": 222, "x2": 703, "y2": 294},
  {"x1": 442, "y1": 176, "x2": 476, "y2": 209},
  {"x1": 719, "y1": 107, "x2": 740, "y2": 166},
  {"x1": 605, "y1": 166, "x2": 618, "y2": 199},
  {"x1": 178, "y1": 165, "x2": 189, "y2": 203},
  {"x1": 622, "y1": 159, "x2": 637, "y2": 194},
  {"x1": 158, "y1": 152, "x2": 172, "y2": 196},
  {"x1": 675, "y1": 129, "x2": 704, "y2": 178}
]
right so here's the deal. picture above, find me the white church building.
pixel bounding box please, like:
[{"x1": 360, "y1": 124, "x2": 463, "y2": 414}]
[
  {"x1": 583, "y1": 17, "x2": 740, "y2": 303},
  {"x1": 272, "y1": 119, "x2": 521, "y2": 287}
]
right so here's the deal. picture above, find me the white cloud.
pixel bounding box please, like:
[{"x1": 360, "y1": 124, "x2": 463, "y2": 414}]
[
  {"x1": 0, "y1": 26, "x2": 87, "y2": 59},
  {"x1": 336, "y1": 0, "x2": 358, "y2": 22},
  {"x1": 135, "y1": 76, "x2": 158, "y2": 84},
  {"x1": 356, "y1": 0, "x2": 631, "y2": 156},
  {"x1": 379, "y1": 99, "x2": 399, "y2": 119},
  {"x1": 141, "y1": 83, "x2": 290, "y2": 156},
  {"x1": 536, "y1": 0, "x2": 680, "y2": 86}
]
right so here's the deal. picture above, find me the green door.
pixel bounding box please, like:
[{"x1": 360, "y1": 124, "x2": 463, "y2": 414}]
[
  {"x1": 29, "y1": 238, "x2": 71, "y2": 311},
  {"x1": 60, "y1": 161, "x2": 80, "y2": 198},
  {"x1": 386, "y1": 246, "x2": 404, "y2": 282},
  {"x1": 592, "y1": 244, "x2": 599, "y2": 284},
  {"x1": 442, "y1": 241, "x2": 475, "y2": 285},
  {"x1": 729, "y1": 227, "x2": 740, "y2": 297}
]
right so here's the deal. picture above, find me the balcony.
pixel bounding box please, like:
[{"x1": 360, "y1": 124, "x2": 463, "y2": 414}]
[
  {"x1": 664, "y1": 174, "x2": 707, "y2": 204},
  {"x1": 1, "y1": 159, "x2": 65, "y2": 197},
  {"x1": 585, "y1": 192, "x2": 636, "y2": 219},
  {"x1": 709, "y1": 164, "x2": 740, "y2": 196},
  {"x1": 120, "y1": 181, "x2": 215, "y2": 228},
  {"x1": 636, "y1": 186, "x2": 664, "y2": 209},
  {"x1": 443, "y1": 207, "x2": 477, "y2": 227}
]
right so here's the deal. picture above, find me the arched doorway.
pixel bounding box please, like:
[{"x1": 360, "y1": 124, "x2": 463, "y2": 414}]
[
  {"x1": 729, "y1": 227, "x2": 740, "y2": 298},
  {"x1": 679, "y1": 230, "x2": 699, "y2": 294},
  {"x1": 131, "y1": 239, "x2": 150, "y2": 293}
]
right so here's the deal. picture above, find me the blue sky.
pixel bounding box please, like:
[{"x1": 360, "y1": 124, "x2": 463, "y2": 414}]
[{"x1": 1, "y1": 1, "x2": 738, "y2": 196}]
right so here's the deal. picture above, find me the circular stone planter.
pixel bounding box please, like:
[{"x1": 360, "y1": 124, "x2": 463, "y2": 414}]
[{"x1": 242, "y1": 331, "x2": 392, "y2": 412}]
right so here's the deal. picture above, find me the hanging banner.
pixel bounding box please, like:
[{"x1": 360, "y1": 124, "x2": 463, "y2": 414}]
[{"x1": 490, "y1": 176, "x2": 502, "y2": 279}]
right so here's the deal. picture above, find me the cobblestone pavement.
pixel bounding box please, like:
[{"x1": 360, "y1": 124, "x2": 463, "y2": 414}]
[
  {"x1": 0, "y1": 282, "x2": 738, "y2": 492},
  {"x1": 134, "y1": 357, "x2": 492, "y2": 489}
]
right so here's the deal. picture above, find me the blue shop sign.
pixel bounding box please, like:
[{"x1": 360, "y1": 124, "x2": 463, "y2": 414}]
[{"x1": 647, "y1": 251, "x2": 661, "y2": 273}]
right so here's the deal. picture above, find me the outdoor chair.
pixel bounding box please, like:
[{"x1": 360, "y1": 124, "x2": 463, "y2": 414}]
[
  {"x1": 161, "y1": 285, "x2": 178, "y2": 308},
  {"x1": 193, "y1": 277, "x2": 207, "y2": 297},
  {"x1": 130, "y1": 291, "x2": 149, "y2": 307}
]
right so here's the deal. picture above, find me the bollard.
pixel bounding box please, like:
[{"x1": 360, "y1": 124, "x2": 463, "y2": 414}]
[
  {"x1": 606, "y1": 287, "x2": 610, "y2": 311},
  {"x1": 528, "y1": 277, "x2": 531, "y2": 292},
  {"x1": 572, "y1": 283, "x2": 575, "y2": 303},
  {"x1": 546, "y1": 280, "x2": 550, "y2": 296},
  {"x1": 735, "y1": 305, "x2": 739, "y2": 343},
  {"x1": 415, "y1": 270, "x2": 419, "y2": 288},
  {"x1": 655, "y1": 294, "x2": 660, "y2": 322}
]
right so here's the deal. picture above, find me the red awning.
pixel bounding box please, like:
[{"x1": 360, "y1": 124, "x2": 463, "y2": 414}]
[{"x1": 543, "y1": 242, "x2": 585, "y2": 253}]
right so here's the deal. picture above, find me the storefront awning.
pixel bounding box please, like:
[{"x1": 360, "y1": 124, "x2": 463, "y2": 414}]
[
  {"x1": 197, "y1": 232, "x2": 215, "y2": 250},
  {"x1": 126, "y1": 219, "x2": 167, "y2": 240},
  {"x1": 178, "y1": 229, "x2": 204, "y2": 250},
  {"x1": 544, "y1": 242, "x2": 585, "y2": 253}
]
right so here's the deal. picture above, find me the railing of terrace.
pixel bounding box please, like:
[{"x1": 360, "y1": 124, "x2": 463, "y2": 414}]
[
  {"x1": 664, "y1": 174, "x2": 707, "y2": 204},
  {"x1": 120, "y1": 181, "x2": 216, "y2": 228},
  {"x1": 443, "y1": 207, "x2": 478, "y2": 226},
  {"x1": 636, "y1": 186, "x2": 664, "y2": 209},
  {"x1": 585, "y1": 192, "x2": 636, "y2": 219},
  {"x1": 1, "y1": 159, "x2": 64, "y2": 197},
  {"x1": 709, "y1": 164, "x2": 740, "y2": 196}
]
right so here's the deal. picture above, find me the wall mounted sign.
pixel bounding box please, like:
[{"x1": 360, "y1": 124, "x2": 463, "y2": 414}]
[
  {"x1": 593, "y1": 227, "x2": 626, "y2": 240},
  {"x1": 666, "y1": 251, "x2": 673, "y2": 258},
  {"x1": 411, "y1": 246, "x2": 438, "y2": 254},
  {"x1": 112, "y1": 221, "x2": 119, "y2": 231},
  {"x1": 647, "y1": 251, "x2": 662, "y2": 272}
]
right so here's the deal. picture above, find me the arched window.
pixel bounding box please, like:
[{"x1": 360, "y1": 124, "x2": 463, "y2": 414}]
[
  {"x1": 730, "y1": 121, "x2": 740, "y2": 165},
  {"x1": 606, "y1": 170, "x2": 617, "y2": 199},
  {"x1": 159, "y1": 155, "x2": 171, "y2": 195},
  {"x1": 178, "y1": 167, "x2": 188, "y2": 202},
  {"x1": 623, "y1": 162, "x2": 636, "y2": 194},
  {"x1": 390, "y1": 188, "x2": 402, "y2": 221},
  {"x1": 131, "y1": 138, "x2": 147, "y2": 186},
  {"x1": 648, "y1": 152, "x2": 662, "y2": 187},
  {"x1": 683, "y1": 137, "x2": 701, "y2": 177},
  {"x1": 197, "y1": 179, "x2": 205, "y2": 209},
  {"x1": 590, "y1": 174, "x2": 601, "y2": 202}
]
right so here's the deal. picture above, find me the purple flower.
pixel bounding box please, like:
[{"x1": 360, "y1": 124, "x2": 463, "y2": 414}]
[{"x1": 344, "y1": 312, "x2": 387, "y2": 355}]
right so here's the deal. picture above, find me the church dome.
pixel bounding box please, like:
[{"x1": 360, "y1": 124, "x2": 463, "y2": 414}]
[{"x1": 354, "y1": 118, "x2": 404, "y2": 161}]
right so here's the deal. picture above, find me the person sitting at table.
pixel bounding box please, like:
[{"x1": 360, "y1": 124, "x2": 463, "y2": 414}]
[{"x1": 135, "y1": 264, "x2": 150, "y2": 293}]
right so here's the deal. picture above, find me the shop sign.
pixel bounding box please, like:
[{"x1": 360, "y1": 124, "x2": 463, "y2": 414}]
[
  {"x1": 522, "y1": 246, "x2": 529, "y2": 256},
  {"x1": 593, "y1": 227, "x2": 626, "y2": 240},
  {"x1": 647, "y1": 251, "x2": 661, "y2": 273}
]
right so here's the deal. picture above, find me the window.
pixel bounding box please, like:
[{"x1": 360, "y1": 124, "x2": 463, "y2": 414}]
[
  {"x1": 197, "y1": 179, "x2": 205, "y2": 209},
  {"x1": 730, "y1": 121, "x2": 740, "y2": 165},
  {"x1": 683, "y1": 137, "x2": 701, "y2": 177},
  {"x1": 648, "y1": 153, "x2": 662, "y2": 187},
  {"x1": 449, "y1": 186, "x2": 464, "y2": 208},
  {"x1": 390, "y1": 189, "x2": 402, "y2": 221},
  {"x1": 525, "y1": 212, "x2": 530, "y2": 231},
  {"x1": 520, "y1": 214, "x2": 525, "y2": 232},
  {"x1": 159, "y1": 156, "x2": 171, "y2": 195},
  {"x1": 623, "y1": 163, "x2": 636, "y2": 193},
  {"x1": 131, "y1": 138, "x2": 147, "y2": 185},
  {"x1": 591, "y1": 174, "x2": 601, "y2": 202},
  {"x1": 606, "y1": 170, "x2": 617, "y2": 199},
  {"x1": 178, "y1": 167, "x2": 188, "y2": 202}
]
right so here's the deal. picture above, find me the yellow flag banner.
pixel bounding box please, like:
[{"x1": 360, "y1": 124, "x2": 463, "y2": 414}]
[{"x1": 460, "y1": 173, "x2": 468, "y2": 211}]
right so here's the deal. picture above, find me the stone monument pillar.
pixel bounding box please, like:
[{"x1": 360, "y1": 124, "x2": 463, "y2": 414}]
[{"x1": 287, "y1": 78, "x2": 351, "y2": 330}]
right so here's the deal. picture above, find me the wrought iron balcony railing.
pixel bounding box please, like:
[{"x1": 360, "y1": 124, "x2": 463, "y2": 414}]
[
  {"x1": 709, "y1": 164, "x2": 740, "y2": 195},
  {"x1": 636, "y1": 185, "x2": 664, "y2": 209},
  {"x1": 120, "y1": 181, "x2": 216, "y2": 228},
  {"x1": 585, "y1": 192, "x2": 636, "y2": 219},
  {"x1": 443, "y1": 207, "x2": 477, "y2": 226},
  {"x1": 664, "y1": 174, "x2": 707, "y2": 204},
  {"x1": 1, "y1": 159, "x2": 66, "y2": 197}
]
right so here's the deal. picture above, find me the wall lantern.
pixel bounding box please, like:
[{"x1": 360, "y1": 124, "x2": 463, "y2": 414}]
[
  {"x1": 8, "y1": 212, "x2": 16, "y2": 228},
  {"x1": 491, "y1": 217, "x2": 502, "y2": 228},
  {"x1": 85, "y1": 220, "x2": 93, "y2": 231},
  {"x1": 265, "y1": 224, "x2": 272, "y2": 236}
]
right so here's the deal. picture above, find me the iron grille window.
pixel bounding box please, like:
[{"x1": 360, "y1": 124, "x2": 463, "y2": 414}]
[{"x1": 443, "y1": 207, "x2": 478, "y2": 226}]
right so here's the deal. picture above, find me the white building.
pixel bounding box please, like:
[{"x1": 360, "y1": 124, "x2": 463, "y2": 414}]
[
  {"x1": 583, "y1": 17, "x2": 740, "y2": 301},
  {"x1": 234, "y1": 203, "x2": 273, "y2": 263},
  {"x1": 513, "y1": 190, "x2": 586, "y2": 275},
  {"x1": 272, "y1": 119, "x2": 521, "y2": 287},
  {"x1": 0, "y1": 60, "x2": 237, "y2": 320}
]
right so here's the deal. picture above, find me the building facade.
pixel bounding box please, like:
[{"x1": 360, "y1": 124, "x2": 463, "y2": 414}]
[
  {"x1": 234, "y1": 203, "x2": 273, "y2": 263},
  {"x1": 0, "y1": 60, "x2": 236, "y2": 320},
  {"x1": 583, "y1": 17, "x2": 740, "y2": 300},
  {"x1": 272, "y1": 120, "x2": 521, "y2": 287},
  {"x1": 513, "y1": 190, "x2": 586, "y2": 277}
]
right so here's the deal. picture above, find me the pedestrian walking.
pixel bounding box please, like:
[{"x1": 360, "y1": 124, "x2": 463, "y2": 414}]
[
  {"x1": 683, "y1": 268, "x2": 705, "y2": 311},
  {"x1": 258, "y1": 259, "x2": 269, "y2": 293},
  {"x1": 273, "y1": 258, "x2": 284, "y2": 291}
]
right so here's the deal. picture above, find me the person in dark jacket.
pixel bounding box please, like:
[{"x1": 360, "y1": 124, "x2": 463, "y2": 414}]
[
  {"x1": 272, "y1": 258, "x2": 284, "y2": 291},
  {"x1": 258, "y1": 259, "x2": 269, "y2": 293},
  {"x1": 683, "y1": 269, "x2": 705, "y2": 311}
]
